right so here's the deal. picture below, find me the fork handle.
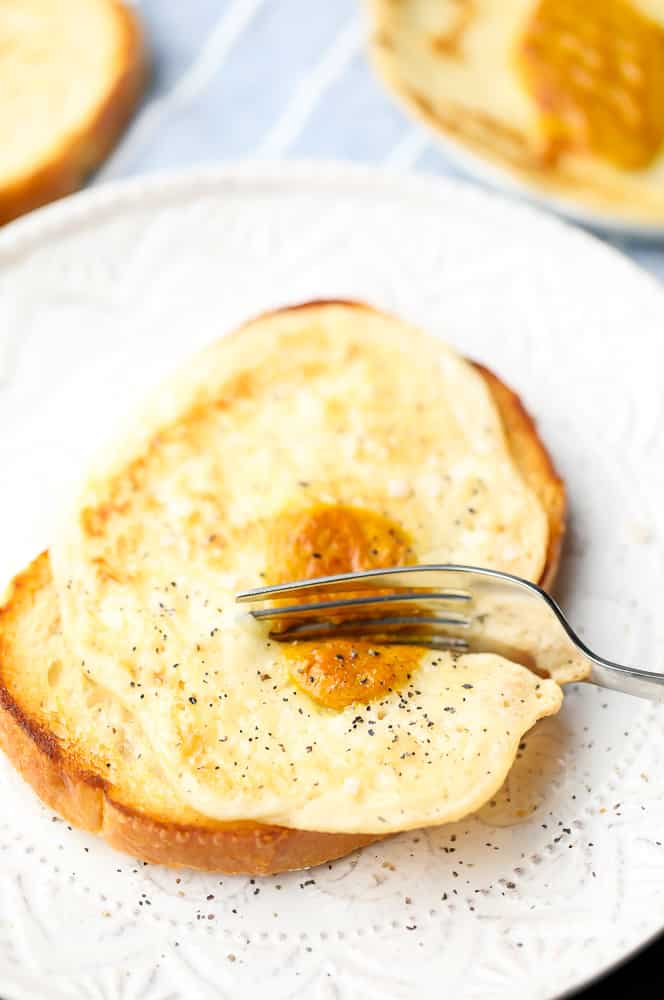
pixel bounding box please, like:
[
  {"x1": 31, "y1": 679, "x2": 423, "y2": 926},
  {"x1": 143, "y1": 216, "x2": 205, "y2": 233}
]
[{"x1": 587, "y1": 655, "x2": 664, "y2": 703}]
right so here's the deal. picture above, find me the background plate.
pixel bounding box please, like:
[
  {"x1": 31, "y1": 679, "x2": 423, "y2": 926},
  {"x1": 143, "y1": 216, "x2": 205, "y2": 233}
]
[
  {"x1": 404, "y1": 121, "x2": 664, "y2": 241},
  {"x1": 0, "y1": 162, "x2": 663, "y2": 1000}
]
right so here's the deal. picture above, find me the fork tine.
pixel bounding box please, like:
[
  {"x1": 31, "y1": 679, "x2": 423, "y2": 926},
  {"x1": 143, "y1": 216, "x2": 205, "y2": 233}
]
[
  {"x1": 275, "y1": 620, "x2": 470, "y2": 651},
  {"x1": 236, "y1": 565, "x2": 473, "y2": 603},
  {"x1": 273, "y1": 614, "x2": 470, "y2": 630},
  {"x1": 269, "y1": 615, "x2": 537, "y2": 669},
  {"x1": 250, "y1": 592, "x2": 472, "y2": 621}
]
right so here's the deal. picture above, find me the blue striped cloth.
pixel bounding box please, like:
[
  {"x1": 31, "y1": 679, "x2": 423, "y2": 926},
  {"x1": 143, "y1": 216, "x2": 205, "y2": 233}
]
[{"x1": 102, "y1": 0, "x2": 664, "y2": 282}]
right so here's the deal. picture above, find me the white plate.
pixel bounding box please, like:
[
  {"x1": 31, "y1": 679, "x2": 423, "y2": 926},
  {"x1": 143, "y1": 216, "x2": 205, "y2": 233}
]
[{"x1": 0, "y1": 162, "x2": 663, "y2": 1000}]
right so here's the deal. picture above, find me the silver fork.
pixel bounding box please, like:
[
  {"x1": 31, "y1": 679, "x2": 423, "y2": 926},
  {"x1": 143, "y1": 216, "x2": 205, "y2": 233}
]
[{"x1": 236, "y1": 565, "x2": 664, "y2": 703}]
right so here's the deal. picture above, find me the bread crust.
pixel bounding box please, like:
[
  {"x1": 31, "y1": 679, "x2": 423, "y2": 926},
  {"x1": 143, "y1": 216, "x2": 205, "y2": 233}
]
[
  {"x1": 473, "y1": 361, "x2": 565, "y2": 590},
  {"x1": 0, "y1": 302, "x2": 565, "y2": 873},
  {"x1": 0, "y1": 1, "x2": 147, "y2": 226}
]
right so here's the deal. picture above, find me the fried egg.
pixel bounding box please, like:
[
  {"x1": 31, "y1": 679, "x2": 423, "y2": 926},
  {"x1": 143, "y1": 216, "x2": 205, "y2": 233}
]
[
  {"x1": 370, "y1": 0, "x2": 664, "y2": 226},
  {"x1": 51, "y1": 302, "x2": 567, "y2": 835}
]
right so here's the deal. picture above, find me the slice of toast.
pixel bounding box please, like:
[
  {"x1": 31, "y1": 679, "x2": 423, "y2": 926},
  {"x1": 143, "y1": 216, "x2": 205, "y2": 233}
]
[
  {"x1": 0, "y1": 0, "x2": 147, "y2": 225},
  {"x1": 0, "y1": 360, "x2": 565, "y2": 873}
]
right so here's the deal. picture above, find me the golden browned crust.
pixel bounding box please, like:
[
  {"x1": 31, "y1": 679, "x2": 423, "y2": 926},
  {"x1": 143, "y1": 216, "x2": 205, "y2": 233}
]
[
  {"x1": 102, "y1": 802, "x2": 377, "y2": 874},
  {"x1": 0, "y1": 692, "x2": 376, "y2": 873},
  {"x1": 473, "y1": 362, "x2": 565, "y2": 590},
  {"x1": 0, "y1": 1, "x2": 148, "y2": 226},
  {"x1": 0, "y1": 303, "x2": 564, "y2": 873}
]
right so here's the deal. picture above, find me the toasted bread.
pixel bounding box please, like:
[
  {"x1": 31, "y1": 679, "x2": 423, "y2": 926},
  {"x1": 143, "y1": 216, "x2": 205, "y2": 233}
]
[
  {"x1": 0, "y1": 0, "x2": 146, "y2": 225},
  {"x1": 0, "y1": 313, "x2": 566, "y2": 872}
]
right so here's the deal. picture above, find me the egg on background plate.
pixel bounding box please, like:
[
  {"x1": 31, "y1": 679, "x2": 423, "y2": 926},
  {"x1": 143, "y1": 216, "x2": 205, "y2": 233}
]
[{"x1": 369, "y1": 0, "x2": 664, "y2": 229}]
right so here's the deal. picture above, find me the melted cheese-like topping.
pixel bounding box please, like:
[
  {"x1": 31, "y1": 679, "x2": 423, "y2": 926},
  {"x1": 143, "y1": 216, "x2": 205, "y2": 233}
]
[{"x1": 51, "y1": 303, "x2": 559, "y2": 834}]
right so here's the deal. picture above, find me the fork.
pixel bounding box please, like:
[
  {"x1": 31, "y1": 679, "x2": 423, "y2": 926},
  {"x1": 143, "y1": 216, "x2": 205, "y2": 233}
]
[{"x1": 236, "y1": 565, "x2": 664, "y2": 703}]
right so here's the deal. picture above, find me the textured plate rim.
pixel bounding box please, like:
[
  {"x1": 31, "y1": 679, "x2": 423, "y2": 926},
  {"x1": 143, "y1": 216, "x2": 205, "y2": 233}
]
[{"x1": 1, "y1": 159, "x2": 664, "y2": 272}]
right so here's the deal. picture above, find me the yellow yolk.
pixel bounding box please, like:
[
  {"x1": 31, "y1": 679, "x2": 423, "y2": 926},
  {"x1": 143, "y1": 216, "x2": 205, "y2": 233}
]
[
  {"x1": 283, "y1": 638, "x2": 421, "y2": 711},
  {"x1": 517, "y1": 0, "x2": 664, "y2": 169},
  {"x1": 265, "y1": 503, "x2": 414, "y2": 584},
  {"x1": 267, "y1": 504, "x2": 420, "y2": 709}
]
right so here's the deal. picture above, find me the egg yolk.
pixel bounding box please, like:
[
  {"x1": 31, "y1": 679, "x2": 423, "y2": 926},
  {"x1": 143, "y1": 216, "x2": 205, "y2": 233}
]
[
  {"x1": 284, "y1": 638, "x2": 420, "y2": 711},
  {"x1": 266, "y1": 503, "x2": 414, "y2": 582},
  {"x1": 516, "y1": 0, "x2": 664, "y2": 170},
  {"x1": 266, "y1": 504, "x2": 422, "y2": 709}
]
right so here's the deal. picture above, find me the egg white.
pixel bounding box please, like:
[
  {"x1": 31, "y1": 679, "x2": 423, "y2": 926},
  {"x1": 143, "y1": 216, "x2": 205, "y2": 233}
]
[{"x1": 52, "y1": 303, "x2": 561, "y2": 833}]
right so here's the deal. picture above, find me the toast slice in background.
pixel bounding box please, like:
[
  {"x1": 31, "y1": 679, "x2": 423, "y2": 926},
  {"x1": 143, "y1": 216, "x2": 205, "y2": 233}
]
[
  {"x1": 0, "y1": 347, "x2": 566, "y2": 873},
  {"x1": 0, "y1": 0, "x2": 147, "y2": 225}
]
